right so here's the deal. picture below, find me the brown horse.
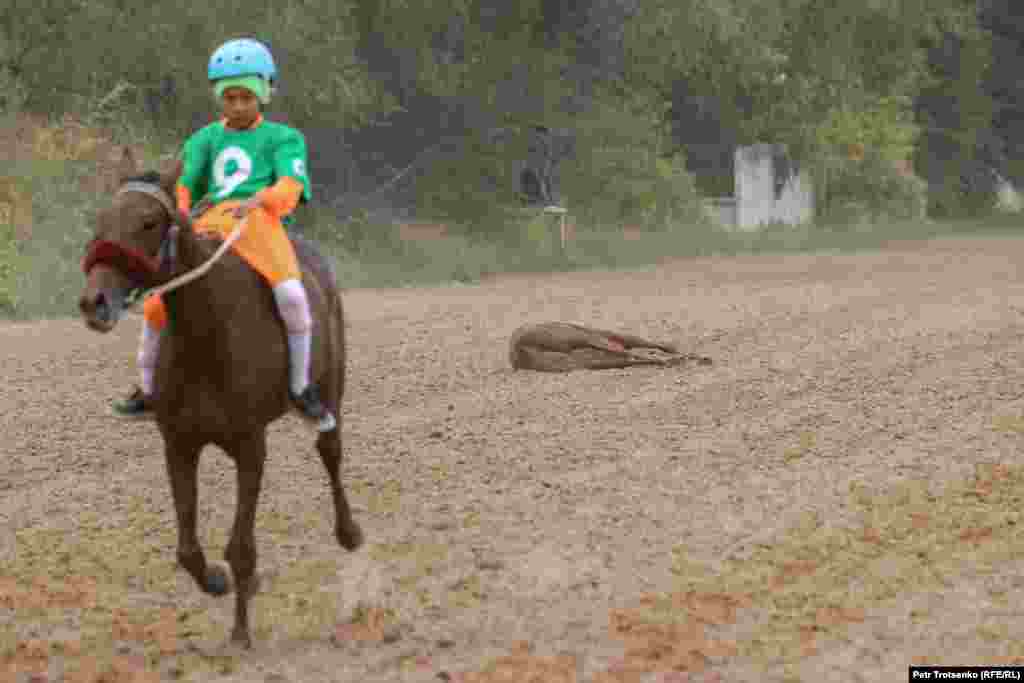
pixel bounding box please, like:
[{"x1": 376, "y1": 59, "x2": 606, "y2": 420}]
[
  {"x1": 509, "y1": 321, "x2": 713, "y2": 372},
  {"x1": 78, "y1": 149, "x2": 364, "y2": 648}
]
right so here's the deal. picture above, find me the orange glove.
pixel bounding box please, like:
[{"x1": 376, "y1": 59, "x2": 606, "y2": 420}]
[{"x1": 254, "y1": 176, "x2": 304, "y2": 218}]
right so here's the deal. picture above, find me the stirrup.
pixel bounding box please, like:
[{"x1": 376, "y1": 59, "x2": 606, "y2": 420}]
[{"x1": 314, "y1": 412, "x2": 337, "y2": 433}]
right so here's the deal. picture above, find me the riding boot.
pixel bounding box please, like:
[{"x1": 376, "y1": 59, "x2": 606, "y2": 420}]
[
  {"x1": 113, "y1": 386, "x2": 155, "y2": 419},
  {"x1": 113, "y1": 321, "x2": 160, "y2": 419}
]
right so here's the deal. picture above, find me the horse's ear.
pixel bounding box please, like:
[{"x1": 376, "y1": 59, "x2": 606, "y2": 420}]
[{"x1": 116, "y1": 146, "x2": 138, "y2": 183}]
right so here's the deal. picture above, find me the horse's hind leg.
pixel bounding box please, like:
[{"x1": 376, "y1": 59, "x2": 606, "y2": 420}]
[
  {"x1": 568, "y1": 348, "x2": 670, "y2": 370},
  {"x1": 314, "y1": 296, "x2": 363, "y2": 551},
  {"x1": 316, "y1": 403, "x2": 364, "y2": 551},
  {"x1": 164, "y1": 436, "x2": 231, "y2": 596},
  {"x1": 576, "y1": 324, "x2": 677, "y2": 354},
  {"x1": 223, "y1": 431, "x2": 269, "y2": 648},
  {"x1": 608, "y1": 332, "x2": 679, "y2": 354}
]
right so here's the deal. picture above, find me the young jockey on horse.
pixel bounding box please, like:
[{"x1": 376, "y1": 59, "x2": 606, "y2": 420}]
[{"x1": 114, "y1": 37, "x2": 332, "y2": 426}]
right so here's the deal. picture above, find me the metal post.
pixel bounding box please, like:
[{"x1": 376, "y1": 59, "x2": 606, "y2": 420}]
[{"x1": 543, "y1": 205, "x2": 568, "y2": 256}]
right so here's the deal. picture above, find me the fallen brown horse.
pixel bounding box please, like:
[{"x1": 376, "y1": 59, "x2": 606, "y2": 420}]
[
  {"x1": 509, "y1": 321, "x2": 712, "y2": 372},
  {"x1": 78, "y1": 150, "x2": 363, "y2": 648}
]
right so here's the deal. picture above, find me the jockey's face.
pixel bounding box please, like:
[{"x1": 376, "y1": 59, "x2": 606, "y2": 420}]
[{"x1": 220, "y1": 87, "x2": 260, "y2": 129}]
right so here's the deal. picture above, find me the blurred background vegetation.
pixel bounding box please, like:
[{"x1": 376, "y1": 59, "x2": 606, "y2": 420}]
[{"x1": 1, "y1": 0, "x2": 1022, "y2": 317}]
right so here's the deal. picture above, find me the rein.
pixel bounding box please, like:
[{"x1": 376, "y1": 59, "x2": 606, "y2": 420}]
[
  {"x1": 82, "y1": 182, "x2": 248, "y2": 308},
  {"x1": 138, "y1": 216, "x2": 248, "y2": 307}
]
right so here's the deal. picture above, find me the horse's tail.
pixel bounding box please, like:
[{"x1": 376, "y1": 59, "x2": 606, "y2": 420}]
[{"x1": 289, "y1": 231, "x2": 339, "y2": 284}]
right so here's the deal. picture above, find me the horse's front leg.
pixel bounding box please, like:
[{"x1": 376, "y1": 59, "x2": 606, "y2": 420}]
[
  {"x1": 164, "y1": 435, "x2": 229, "y2": 595},
  {"x1": 224, "y1": 431, "x2": 268, "y2": 648}
]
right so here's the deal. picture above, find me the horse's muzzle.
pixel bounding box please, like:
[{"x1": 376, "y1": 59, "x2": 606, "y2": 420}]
[{"x1": 80, "y1": 266, "x2": 128, "y2": 333}]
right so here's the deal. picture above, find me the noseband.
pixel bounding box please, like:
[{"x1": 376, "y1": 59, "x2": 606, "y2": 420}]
[{"x1": 81, "y1": 182, "x2": 180, "y2": 288}]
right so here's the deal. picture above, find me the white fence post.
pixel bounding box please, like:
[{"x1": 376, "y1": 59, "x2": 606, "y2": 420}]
[{"x1": 704, "y1": 143, "x2": 815, "y2": 230}]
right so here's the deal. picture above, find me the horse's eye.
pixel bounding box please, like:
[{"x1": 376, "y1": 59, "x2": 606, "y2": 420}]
[{"x1": 143, "y1": 220, "x2": 160, "y2": 231}]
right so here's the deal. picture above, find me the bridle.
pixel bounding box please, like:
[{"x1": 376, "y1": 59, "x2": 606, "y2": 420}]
[
  {"x1": 82, "y1": 182, "x2": 248, "y2": 307},
  {"x1": 81, "y1": 182, "x2": 181, "y2": 291}
]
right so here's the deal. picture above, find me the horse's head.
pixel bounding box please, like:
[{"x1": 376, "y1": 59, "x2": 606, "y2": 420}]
[{"x1": 79, "y1": 148, "x2": 185, "y2": 332}]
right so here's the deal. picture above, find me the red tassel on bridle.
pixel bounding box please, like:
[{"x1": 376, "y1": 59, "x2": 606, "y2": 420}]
[{"x1": 81, "y1": 238, "x2": 162, "y2": 286}]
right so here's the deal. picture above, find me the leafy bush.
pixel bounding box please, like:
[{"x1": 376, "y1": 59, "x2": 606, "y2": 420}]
[
  {"x1": 0, "y1": 110, "x2": 173, "y2": 319},
  {"x1": 810, "y1": 96, "x2": 928, "y2": 224},
  {"x1": 559, "y1": 91, "x2": 707, "y2": 233},
  {"x1": 0, "y1": 216, "x2": 20, "y2": 313},
  {"x1": 413, "y1": 128, "x2": 528, "y2": 239},
  {"x1": 816, "y1": 152, "x2": 928, "y2": 224}
]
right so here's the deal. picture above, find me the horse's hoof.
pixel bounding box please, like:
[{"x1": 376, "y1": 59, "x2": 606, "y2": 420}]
[
  {"x1": 337, "y1": 521, "x2": 364, "y2": 551},
  {"x1": 205, "y1": 561, "x2": 234, "y2": 596}
]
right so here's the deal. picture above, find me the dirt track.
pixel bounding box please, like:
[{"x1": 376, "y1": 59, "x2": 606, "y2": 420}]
[{"x1": 4, "y1": 235, "x2": 1024, "y2": 682}]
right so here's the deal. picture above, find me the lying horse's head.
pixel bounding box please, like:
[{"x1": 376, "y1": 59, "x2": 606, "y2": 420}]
[{"x1": 79, "y1": 148, "x2": 185, "y2": 332}]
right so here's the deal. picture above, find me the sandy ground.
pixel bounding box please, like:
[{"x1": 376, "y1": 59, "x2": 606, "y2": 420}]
[{"x1": 3, "y1": 235, "x2": 1024, "y2": 682}]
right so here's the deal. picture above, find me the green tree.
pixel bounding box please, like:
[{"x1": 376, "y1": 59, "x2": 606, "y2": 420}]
[{"x1": 4, "y1": 1, "x2": 387, "y2": 132}]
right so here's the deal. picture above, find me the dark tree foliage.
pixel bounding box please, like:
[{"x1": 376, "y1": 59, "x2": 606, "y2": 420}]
[{"x1": 3, "y1": 0, "x2": 1020, "y2": 222}]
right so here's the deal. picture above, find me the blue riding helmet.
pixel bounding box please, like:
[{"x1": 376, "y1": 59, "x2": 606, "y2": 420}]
[{"x1": 208, "y1": 38, "x2": 277, "y2": 85}]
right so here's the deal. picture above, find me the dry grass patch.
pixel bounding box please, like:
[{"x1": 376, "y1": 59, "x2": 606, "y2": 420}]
[
  {"x1": 254, "y1": 559, "x2": 342, "y2": 642},
  {"x1": 350, "y1": 478, "x2": 404, "y2": 515},
  {"x1": 992, "y1": 414, "x2": 1024, "y2": 434},
  {"x1": 371, "y1": 540, "x2": 451, "y2": 614},
  {"x1": 332, "y1": 602, "x2": 398, "y2": 645},
  {"x1": 2, "y1": 491, "x2": 404, "y2": 679},
  {"x1": 781, "y1": 431, "x2": 817, "y2": 463},
  {"x1": 449, "y1": 463, "x2": 1024, "y2": 681},
  {"x1": 447, "y1": 574, "x2": 485, "y2": 609},
  {"x1": 665, "y1": 462, "x2": 1024, "y2": 674},
  {"x1": 449, "y1": 641, "x2": 578, "y2": 683},
  {"x1": 1, "y1": 495, "x2": 213, "y2": 679}
]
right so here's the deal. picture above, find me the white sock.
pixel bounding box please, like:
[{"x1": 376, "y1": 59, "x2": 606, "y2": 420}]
[
  {"x1": 137, "y1": 321, "x2": 161, "y2": 396},
  {"x1": 140, "y1": 366, "x2": 156, "y2": 397},
  {"x1": 287, "y1": 332, "x2": 312, "y2": 396},
  {"x1": 272, "y1": 279, "x2": 314, "y2": 396}
]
